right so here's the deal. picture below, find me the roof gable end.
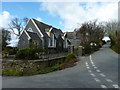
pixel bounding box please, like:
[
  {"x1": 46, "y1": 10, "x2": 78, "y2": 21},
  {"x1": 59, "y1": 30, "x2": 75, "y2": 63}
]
[{"x1": 30, "y1": 18, "x2": 44, "y2": 37}]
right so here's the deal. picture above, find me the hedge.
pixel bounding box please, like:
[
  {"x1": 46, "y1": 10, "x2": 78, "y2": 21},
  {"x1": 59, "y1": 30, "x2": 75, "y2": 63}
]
[{"x1": 15, "y1": 48, "x2": 45, "y2": 60}]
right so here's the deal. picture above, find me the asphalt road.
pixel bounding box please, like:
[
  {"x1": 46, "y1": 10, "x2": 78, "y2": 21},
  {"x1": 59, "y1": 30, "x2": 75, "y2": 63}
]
[{"x1": 2, "y1": 44, "x2": 119, "y2": 88}]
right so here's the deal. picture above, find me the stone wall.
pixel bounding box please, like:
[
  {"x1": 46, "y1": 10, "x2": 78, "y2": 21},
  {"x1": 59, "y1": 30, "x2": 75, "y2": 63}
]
[
  {"x1": 2, "y1": 56, "x2": 66, "y2": 75},
  {"x1": 68, "y1": 45, "x2": 74, "y2": 54},
  {"x1": 68, "y1": 45, "x2": 83, "y2": 56}
]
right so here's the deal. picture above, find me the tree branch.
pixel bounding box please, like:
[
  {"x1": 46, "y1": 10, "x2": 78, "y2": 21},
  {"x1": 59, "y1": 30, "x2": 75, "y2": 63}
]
[{"x1": 8, "y1": 24, "x2": 19, "y2": 36}]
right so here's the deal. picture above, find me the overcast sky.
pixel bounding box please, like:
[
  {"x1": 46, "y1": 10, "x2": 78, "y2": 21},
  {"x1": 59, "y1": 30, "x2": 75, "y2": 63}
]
[{"x1": 0, "y1": 1, "x2": 118, "y2": 46}]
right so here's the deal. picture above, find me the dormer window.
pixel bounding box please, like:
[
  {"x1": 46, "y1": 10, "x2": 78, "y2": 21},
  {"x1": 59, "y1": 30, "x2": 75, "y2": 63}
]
[{"x1": 27, "y1": 27, "x2": 33, "y2": 32}]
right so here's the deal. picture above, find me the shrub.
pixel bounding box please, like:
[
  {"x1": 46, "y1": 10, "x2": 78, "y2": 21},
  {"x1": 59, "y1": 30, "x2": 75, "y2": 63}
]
[
  {"x1": 15, "y1": 48, "x2": 39, "y2": 60},
  {"x1": 9, "y1": 48, "x2": 18, "y2": 55},
  {"x1": 66, "y1": 53, "x2": 76, "y2": 62},
  {"x1": 111, "y1": 45, "x2": 120, "y2": 54},
  {"x1": 101, "y1": 40, "x2": 106, "y2": 45},
  {"x1": 33, "y1": 47, "x2": 45, "y2": 54},
  {"x1": 37, "y1": 64, "x2": 60, "y2": 74},
  {"x1": 83, "y1": 45, "x2": 92, "y2": 54}
]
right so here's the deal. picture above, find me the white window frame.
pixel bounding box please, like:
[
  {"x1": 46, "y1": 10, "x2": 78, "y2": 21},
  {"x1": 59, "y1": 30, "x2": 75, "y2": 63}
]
[
  {"x1": 48, "y1": 38, "x2": 51, "y2": 47},
  {"x1": 52, "y1": 33, "x2": 54, "y2": 46},
  {"x1": 64, "y1": 38, "x2": 68, "y2": 48},
  {"x1": 66, "y1": 38, "x2": 68, "y2": 48},
  {"x1": 48, "y1": 33, "x2": 56, "y2": 47}
]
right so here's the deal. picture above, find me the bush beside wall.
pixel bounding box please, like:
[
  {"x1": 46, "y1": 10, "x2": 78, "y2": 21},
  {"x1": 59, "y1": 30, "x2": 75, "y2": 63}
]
[
  {"x1": 15, "y1": 48, "x2": 45, "y2": 60},
  {"x1": 66, "y1": 53, "x2": 76, "y2": 62}
]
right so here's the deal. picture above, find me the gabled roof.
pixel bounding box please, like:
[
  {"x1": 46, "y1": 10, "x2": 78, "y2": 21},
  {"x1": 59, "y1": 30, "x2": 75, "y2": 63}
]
[
  {"x1": 50, "y1": 27, "x2": 63, "y2": 38},
  {"x1": 57, "y1": 34, "x2": 64, "y2": 41},
  {"x1": 46, "y1": 32, "x2": 57, "y2": 39},
  {"x1": 32, "y1": 18, "x2": 50, "y2": 38},
  {"x1": 62, "y1": 32, "x2": 67, "y2": 39},
  {"x1": 27, "y1": 31, "x2": 41, "y2": 41},
  {"x1": 19, "y1": 30, "x2": 31, "y2": 40},
  {"x1": 32, "y1": 18, "x2": 63, "y2": 38}
]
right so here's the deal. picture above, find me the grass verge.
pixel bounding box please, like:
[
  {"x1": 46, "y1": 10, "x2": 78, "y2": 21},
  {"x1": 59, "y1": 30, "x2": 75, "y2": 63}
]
[
  {"x1": 111, "y1": 45, "x2": 120, "y2": 54},
  {"x1": 3, "y1": 70, "x2": 22, "y2": 76}
]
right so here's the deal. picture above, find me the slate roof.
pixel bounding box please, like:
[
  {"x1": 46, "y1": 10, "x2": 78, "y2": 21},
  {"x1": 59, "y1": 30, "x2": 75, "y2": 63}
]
[
  {"x1": 51, "y1": 27, "x2": 63, "y2": 38},
  {"x1": 67, "y1": 31, "x2": 80, "y2": 39},
  {"x1": 32, "y1": 18, "x2": 63, "y2": 38},
  {"x1": 66, "y1": 32, "x2": 75, "y2": 39},
  {"x1": 32, "y1": 19, "x2": 50, "y2": 38},
  {"x1": 27, "y1": 31, "x2": 41, "y2": 41}
]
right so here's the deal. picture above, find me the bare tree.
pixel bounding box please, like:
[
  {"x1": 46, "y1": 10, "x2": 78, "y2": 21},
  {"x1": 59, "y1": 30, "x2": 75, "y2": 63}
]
[
  {"x1": 23, "y1": 17, "x2": 29, "y2": 24},
  {"x1": 8, "y1": 17, "x2": 29, "y2": 36},
  {"x1": 104, "y1": 21, "x2": 118, "y2": 45},
  {"x1": 76, "y1": 21, "x2": 105, "y2": 54},
  {"x1": 77, "y1": 21, "x2": 104, "y2": 45},
  {"x1": 104, "y1": 21, "x2": 118, "y2": 35},
  {"x1": 1, "y1": 28, "x2": 11, "y2": 49}
]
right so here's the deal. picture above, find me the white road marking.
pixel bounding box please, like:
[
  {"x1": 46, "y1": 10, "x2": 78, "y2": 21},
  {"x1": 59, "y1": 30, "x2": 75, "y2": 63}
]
[
  {"x1": 85, "y1": 61, "x2": 88, "y2": 64},
  {"x1": 90, "y1": 55, "x2": 92, "y2": 60},
  {"x1": 89, "y1": 54, "x2": 112, "y2": 89},
  {"x1": 90, "y1": 59, "x2": 92, "y2": 61},
  {"x1": 90, "y1": 55, "x2": 94, "y2": 62},
  {"x1": 90, "y1": 60, "x2": 93, "y2": 62},
  {"x1": 94, "y1": 78, "x2": 101, "y2": 82},
  {"x1": 85, "y1": 62, "x2": 88, "y2": 65},
  {"x1": 112, "y1": 84, "x2": 119, "y2": 88},
  {"x1": 101, "y1": 85, "x2": 107, "y2": 88},
  {"x1": 90, "y1": 73, "x2": 96, "y2": 77},
  {"x1": 96, "y1": 70, "x2": 101, "y2": 72},
  {"x1": 90, "y1": 55, "x2": 96, "y2": 66},
  {"x1": 91, "y1": 62, "x2": 94, "y2": 65},
  {"x1": 105, "y1": 79, "x2": 113, "y2": 83},
  {"x1": 90, "y1": 61, "x2": 93, "y2": 63},
  {"x1": 88, "y1": 70, "x2": 92, "y2": 73},
  {"x1": 100, "y1": 73, "x2": 106, "y2": 77},
  {"x1": 92, "y1": 64, "x2": 95, "y2": 67},
  {"x1": 94, "y1": 67, "x2": 98, "y2": 69},
  {"x1": 86, "y1": 66, "x2": 90, "y2": 69}
]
